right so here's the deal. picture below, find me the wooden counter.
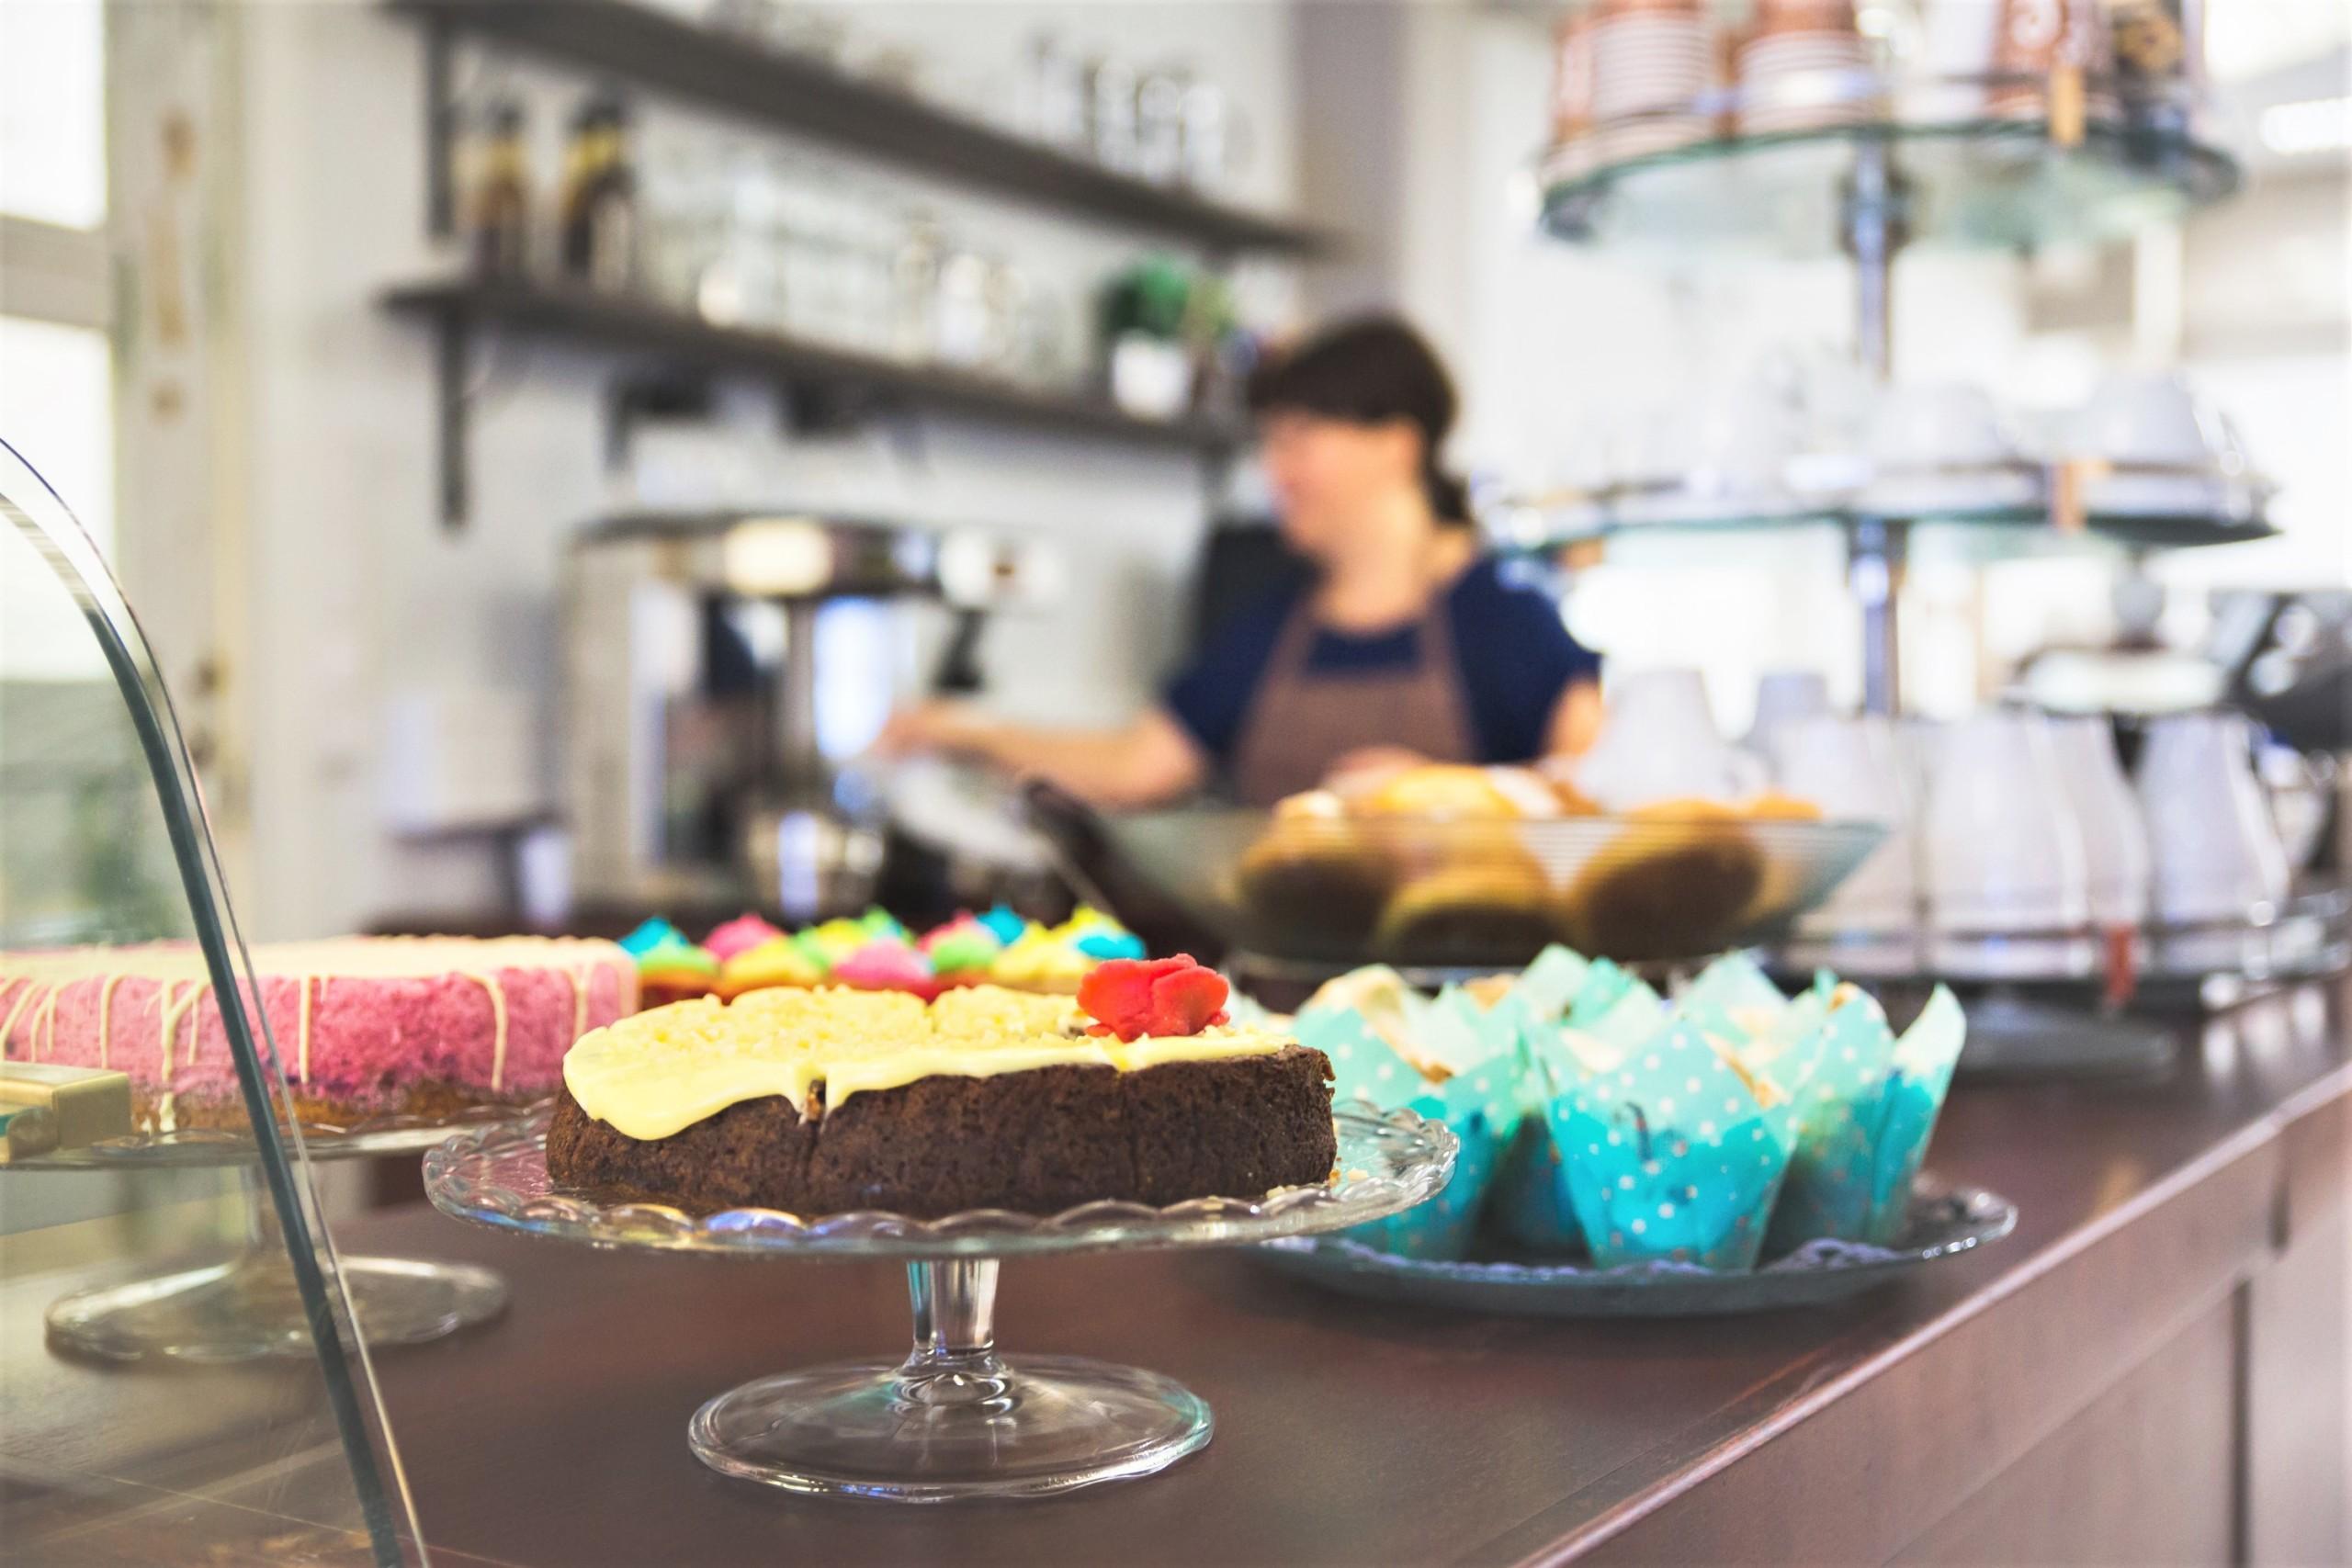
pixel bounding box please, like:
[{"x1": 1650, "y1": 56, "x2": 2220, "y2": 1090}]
[{"x1": 353, "y1": 983, "x2": 2352, "y2": 1566}]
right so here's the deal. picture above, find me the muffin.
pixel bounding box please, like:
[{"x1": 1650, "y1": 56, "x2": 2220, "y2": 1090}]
[
  {"x1": 1560, "y1": 818, "x2": 1766, "y2": 962},
  {"x1": 1236, "y1": 791, "x2": 1401, "y2": 953},
  {"x1": 1374, "y1": 857, "x2": 1563, "y2": 967}
]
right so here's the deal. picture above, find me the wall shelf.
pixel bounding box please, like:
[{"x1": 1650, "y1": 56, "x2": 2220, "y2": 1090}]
[
  {"x1": 389, "y1": 0, "x2": 1329, "y2": 257},
  {"x1": 381, "y1": 277, "x2": 1246, "y2": 525}
]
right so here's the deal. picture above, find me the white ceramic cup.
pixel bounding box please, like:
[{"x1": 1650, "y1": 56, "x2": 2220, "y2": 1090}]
[
  {"x1": 1770, "y1": 713, "x2": 1916, "y2": 932},
  {"x1": 1905, "y1": 0, "x2": 1998, "y2": 120},
  {"x1": 1575, "y1": 667, "x2": 1767, "y2": 809},
  {"x1": 1863, "y1": 382, "x2": 2030, "y2": 513},
  {"x1": 1747, "y1": 669, "x2": 1832, "y2": 756},
  {"x1": 1868, "y1": 381, "x2": 2014, "y2": 470},
  {"x1": 2047, "y1": 716, "x2": 2152, "y2": 927},
  {"x1": 2134, "y1": 711, "x2": 2291, "y2": 926},
  {"x1": 1919, "y1": 709, "x2": 2090, "y2": 935},
  {"x1": 2069, "y1": 370, "x2": 2233, "y2": 468}
]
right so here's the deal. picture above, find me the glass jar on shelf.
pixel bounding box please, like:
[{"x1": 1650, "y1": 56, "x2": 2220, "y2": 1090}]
[
  {"x1": 889, "y1": 209, "x2": 945, "y2": 363},
  {"x1": 461, "y1": 96, "x2": 532, "y2": 281}
]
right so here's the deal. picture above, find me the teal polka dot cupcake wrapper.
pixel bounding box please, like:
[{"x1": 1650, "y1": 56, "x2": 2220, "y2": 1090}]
[
  {"x1": 1288, "y1": 948, "x2": 1966, "y2": 1270},
  {"x1": 1544, "y1": 1014, "x2": 1804, "y2": 1271},
  {"x1": 1342, "y1": 1097, "x2": 1507, "y2": 1260},
  {"x1": 1768, "y1": 984, "x2": 1966, "y2": 1249}
]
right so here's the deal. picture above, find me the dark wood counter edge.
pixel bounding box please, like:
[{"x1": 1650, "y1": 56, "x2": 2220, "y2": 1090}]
[{"x1": 1493, "y1": 1058, "x2": 2352, "y2": 1565}]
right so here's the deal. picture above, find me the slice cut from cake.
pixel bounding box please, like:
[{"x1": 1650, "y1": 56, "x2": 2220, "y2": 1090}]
[
  {"x1": 546, "y1": 960, "x2": 1338, "y2": 1217},
  {"x1": 0, "y1": 937, "x2": 638, "y2": 1133}
]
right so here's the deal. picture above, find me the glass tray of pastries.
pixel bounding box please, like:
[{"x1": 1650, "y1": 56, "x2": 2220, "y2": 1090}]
[{"x1": 1099, "y1": 765, "x2": 1886, "y2": 968}]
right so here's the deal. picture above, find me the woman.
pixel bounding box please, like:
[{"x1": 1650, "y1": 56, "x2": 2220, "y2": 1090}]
[{"x1": 882, "y1": 315, "x2": 1603, "y2": 806}]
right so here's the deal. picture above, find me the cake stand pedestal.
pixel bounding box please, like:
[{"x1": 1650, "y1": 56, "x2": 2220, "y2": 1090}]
[
  {"x1": 425, "y1": 1105, "x2": 1455, "y2": 1501},
  {"x1": 691, "y1": 1258, "x2": 1212, "y2": 1499},
  {"x1": 22, "y1": 1113, "x2": 520, "y2": 1363}
]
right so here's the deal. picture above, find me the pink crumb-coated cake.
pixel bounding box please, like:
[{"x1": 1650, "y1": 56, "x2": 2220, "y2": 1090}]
[{"x1": 0, "y1": 937, "x2": 638, "y2": 1133}]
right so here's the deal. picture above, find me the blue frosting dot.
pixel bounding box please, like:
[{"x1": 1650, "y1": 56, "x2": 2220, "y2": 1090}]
[
  {"x1": 619, "y1": 918, "x2": 684, "y2": 957},
  {"x1": 977, "y1": 905, "x2": 1028, "y2": 945},
  {"x1": 1074, "y1": 929, "x2": 1146, "y2": 961}
]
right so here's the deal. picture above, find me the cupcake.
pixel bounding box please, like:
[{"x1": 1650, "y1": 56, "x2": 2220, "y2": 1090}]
[{"x1": 715, "y1": 935, "x2": 824, "y2": 998}]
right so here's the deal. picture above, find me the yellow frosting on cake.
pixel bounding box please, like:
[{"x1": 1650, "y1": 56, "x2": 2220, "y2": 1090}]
[{"x1": 561, "y1": 984, "x2": 1289, "y2": 1140}]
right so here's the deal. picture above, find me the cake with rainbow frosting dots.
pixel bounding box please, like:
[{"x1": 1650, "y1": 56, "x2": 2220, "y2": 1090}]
[
  {"x1": 617, "y1": 905, "x2": 1148, "y2": 1007},
  {"x1": 546, "y1": 954, "x2": 1339, "y2": 1217},
  {"x1": 0, "y1": 937, "x2": 637, "y2": 1134}
]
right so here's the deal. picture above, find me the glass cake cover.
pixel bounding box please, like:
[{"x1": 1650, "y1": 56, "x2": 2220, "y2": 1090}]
[{"x1": 0, "y1": 440, "x2": 421, "y2": 1562}]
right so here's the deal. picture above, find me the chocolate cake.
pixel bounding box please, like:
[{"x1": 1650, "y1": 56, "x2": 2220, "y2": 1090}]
[{"x1": 545, "y1": 963, "x2": 1340, "y2": 1218}]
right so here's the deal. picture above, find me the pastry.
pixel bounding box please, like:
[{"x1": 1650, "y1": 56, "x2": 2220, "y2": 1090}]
[
  {"x1": 0, "y1": 936, "x2": 637, "y2": 1133},
  {"x1": 545, "y1": 957, "x2": 1339, "y2": 1217},
  {"x1": 1354, "y1": 764, "x2": 1535, "y2": 819},
  {"x1": 1236, "y1": 793, "x2": 1400, "y2": 952},
  {"x1": 1374, "y1": 859, "x2": 1563, "y2": 966},
  {"x1": 1560, "y1": 819, "x2": 1767, "y2": 961}
]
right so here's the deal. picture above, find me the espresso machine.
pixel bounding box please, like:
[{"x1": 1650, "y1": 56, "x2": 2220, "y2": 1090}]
[{"x1": 562, "y1": 511, "x2": 1057, "y2": 922}]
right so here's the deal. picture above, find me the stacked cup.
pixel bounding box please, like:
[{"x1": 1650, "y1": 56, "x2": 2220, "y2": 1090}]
[
  {"x1": 1737, "y1": 0, "x2": 1878, "y2": 135},
  {"x1": 1548, "y1": 8, "x2": 1600, "y2": 177},
  {"x1": 1989, "y1": 0, "x2": 2120, "y2": 123},
  {"x1": 1917, "y1": 709, "x2": 2093, "y2": 976},
  {"x1": 1591, "y1": 0, "x2": 1716, "y2": 162}
]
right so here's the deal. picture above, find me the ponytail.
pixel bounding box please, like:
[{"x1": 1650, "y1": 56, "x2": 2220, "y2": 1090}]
[{"x1": 1421, "y1": 461, "x2": 1472, "y2": 527}]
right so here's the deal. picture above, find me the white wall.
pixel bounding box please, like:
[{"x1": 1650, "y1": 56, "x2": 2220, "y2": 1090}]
[{"x1": 230, "y1": 1, "x2": 1298, "y2": 939}]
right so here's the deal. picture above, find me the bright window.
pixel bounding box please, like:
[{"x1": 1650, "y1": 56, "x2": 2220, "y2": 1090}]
[
  {"x1": 0, "y1": 316, "x2": 112, "y2": 677},
  {"x1": 0, "y1": 0, "x2": 106, "y2": 231}
]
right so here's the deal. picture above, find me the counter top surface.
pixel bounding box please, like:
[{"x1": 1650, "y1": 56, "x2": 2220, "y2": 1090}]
[{"x1": 352, "y1": 983, "x2": 2352, "y2": 1566}]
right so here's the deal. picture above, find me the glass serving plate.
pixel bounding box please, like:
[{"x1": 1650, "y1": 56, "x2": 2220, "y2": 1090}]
[
  {"x1": 1098, "y1": 809, "x2": 1885, "y2": 968},
  {"x1": 424, "y1": 1105, "x2": 1456, "y2": 1501},
  {"x1": 1258, "y1": 1181, "x2": 2016, "y2": 1317}
]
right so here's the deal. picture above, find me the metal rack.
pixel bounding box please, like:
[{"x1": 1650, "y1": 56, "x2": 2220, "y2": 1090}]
[{"x1": 1531, "y1": 80, "x2": 2247, "y2": 714}]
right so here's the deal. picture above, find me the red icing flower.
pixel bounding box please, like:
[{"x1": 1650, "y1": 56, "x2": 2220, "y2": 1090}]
[{"x1": 1078, "y1": 954, "x2": 1231, "y2": 1042}]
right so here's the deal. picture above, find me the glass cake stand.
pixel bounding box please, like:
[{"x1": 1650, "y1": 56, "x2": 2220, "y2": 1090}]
[
  {"x1": 424, "y1": 1104, "x2": 1457, "y2": 1501},
  {"x1": 23, "y1": 1104, "x2": 526, "y2": 1362}
]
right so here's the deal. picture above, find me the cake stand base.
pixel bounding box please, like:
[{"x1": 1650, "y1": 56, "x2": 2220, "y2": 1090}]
[
  {"x1": 46, "y1": 1162, "x2": 506, "y2": 1361},
  {"x1": 687, "y1": 1258, "x2": 1211, "y2": 1501},
  {"x1": 46, "y1": 1251, "x2": 508, "y2": 1363}
]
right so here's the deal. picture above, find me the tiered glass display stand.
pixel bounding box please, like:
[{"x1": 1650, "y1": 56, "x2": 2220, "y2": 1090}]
[
  {"x1": 1521, "y1": 73, "x2": 2268, "y2": 1057},
  {"x1": 1523, "y1": 79, "x2": 2252, "y2": 713}
]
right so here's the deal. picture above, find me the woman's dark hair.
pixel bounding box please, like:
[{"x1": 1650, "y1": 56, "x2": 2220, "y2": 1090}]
[{"x1": 1246, "y1": 314, "x2": 1472, "y2": 525}]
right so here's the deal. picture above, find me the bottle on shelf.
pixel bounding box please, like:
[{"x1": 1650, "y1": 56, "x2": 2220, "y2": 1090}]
[
  {"x1": 560, "y1": 88, "x2": 640, "y2": 293},
  {"x1": 464, "y1": 98, "x2": 532, "y2": 281}
]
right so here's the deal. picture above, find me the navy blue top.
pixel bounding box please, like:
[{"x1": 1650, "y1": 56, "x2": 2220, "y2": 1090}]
[{"x1": 1161, "y1": 556, "x2": 1600, "y2": 768}]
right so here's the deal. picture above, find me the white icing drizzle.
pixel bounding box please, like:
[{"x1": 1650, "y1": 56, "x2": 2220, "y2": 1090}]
[
  {"x1": 464, "y1": 973, "x2": 511, "y2": 1092},
  {"x1": 157, "y1": 980, "x2": 181, "y2": 1087},
  {"x1": 569, "y1": 966, "x2": 590, "y2": 1044},
  {"x1": 31, "y1": 982, "x2": 61, "y2": 1058},
  {"x1": 296, "y1": 974, "x2": 314, "y2": 1086},
  {"x1": 0, "y1": 979, "x2": 39, "y2": 1058},
  {"x1": 96, "y1": 973, "x2": 124, "y2": 1069},
  {"x1": 180, "y1": 982, "x2": 211, "y2": 1065}
]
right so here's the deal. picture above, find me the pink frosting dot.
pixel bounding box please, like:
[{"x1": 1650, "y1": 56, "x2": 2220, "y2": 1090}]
[
  {"x1": 831, "y1": 940, "x2": 933, "y2": 990},
  {"x1": 704, "y1": 914, "x2": 786, "y2": 964}
]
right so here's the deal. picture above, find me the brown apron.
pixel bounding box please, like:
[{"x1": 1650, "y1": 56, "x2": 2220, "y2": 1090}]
[{"x1": 1228, "y1": 588, "x2": 1478, "y2": 806}]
